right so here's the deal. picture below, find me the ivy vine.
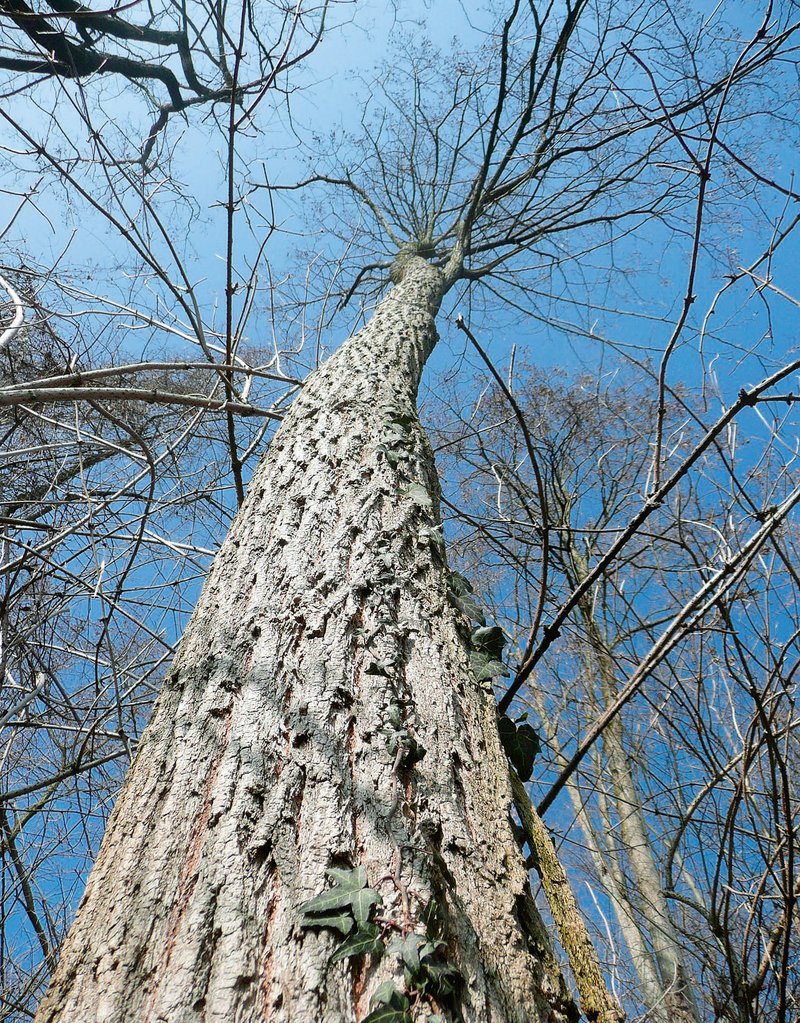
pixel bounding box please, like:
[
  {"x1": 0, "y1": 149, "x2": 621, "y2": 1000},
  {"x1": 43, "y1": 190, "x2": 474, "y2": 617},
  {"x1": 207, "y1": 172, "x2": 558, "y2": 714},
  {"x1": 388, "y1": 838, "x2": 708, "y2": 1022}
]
[
  {"x1": 446, "y1": 567, "x2": 541, "y2": 781},
  {"x1": 299, "y1": 867, "x2": 461, "y2": 1023}
]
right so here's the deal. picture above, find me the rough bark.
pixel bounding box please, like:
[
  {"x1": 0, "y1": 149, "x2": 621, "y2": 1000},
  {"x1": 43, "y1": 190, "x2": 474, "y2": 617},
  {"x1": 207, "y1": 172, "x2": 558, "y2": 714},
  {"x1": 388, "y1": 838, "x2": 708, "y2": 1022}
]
[{"x1": 34, "y1": 258, "x2": 576, "y2": 1023}]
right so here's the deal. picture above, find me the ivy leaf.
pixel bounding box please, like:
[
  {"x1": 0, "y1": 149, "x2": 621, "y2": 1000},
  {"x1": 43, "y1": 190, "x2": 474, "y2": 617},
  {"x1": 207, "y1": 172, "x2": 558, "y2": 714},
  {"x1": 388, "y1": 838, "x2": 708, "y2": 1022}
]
[
  {"x1": 370, "y1": 981, "x2": 406, "y2": 1006},
  {"x1": 326, "y1": 866, "x2": 367, "y2": 888},
  {"x1": 377, "y1": 438, "x2": 406, "y2": 467},
  {"x1": 400, "y1": 735, "x2": 426, "y2": 767},
  {"x1": 401, "y1": 483, "x2": 433, "y2": 509},
  {"x1": 381, "y1": 426, "x2": 407, "y2": 447},
  {"x1": 421, "y1": 898, "x2": 446, "y2": 938},
  {"x1": 368, "y1": 982, "x2": 407, "y2": 1006},
  {"x1": 498, "y1": 716, "x2": 541, "y2": 782},
  {"x1": 298, "y1": 887, "x2": 358, "y2": 915},
  {"x1": 299, "y1": 911, "x2": 354, "y2": 934},
  {"x1": 363, "y1": 982, "x2": 410, "y2": 1023},
  {"x1": 419, "y1": 524, "x2": 445, "y2": 556},
  {"x1": 298, "y1": 869, "x2": 365, "y2": 916},
  {"x1": 351, "y1": 886, "x2": 382, "y2": 927},
  {"x1": 329, "y1": 923, "x2": 384, "y2": 963},
  {"x1": 366, "y1": 657, "x2": 395, "y2": 676},
  {"x1": 385, "y1": 703, "x2": 404, "y2": 730},
  {"x1": 388, "y1": 932, "x2": 426, "y2": 975},
  {"x1": 299, "y1": 866, "x2": 377, "y2": 933},
  {"x1": 470, "y1": 649, "x2": 509, "y2": 681},
  {"x1": 419, "y1": 940, "x2": 441, "y2": 960},
  {"x1": 446, "y1": 571, "x2": 485, "y2": 624},
  {"x1": 362, "y1": 1005, "x2": 410, "y2": 1023},
  {"x1": 471, "y1": 625, "x2": 507, "y2": 660},
  {"x1": 421, "y1": 957, "x2": 461, "y2": 996}
]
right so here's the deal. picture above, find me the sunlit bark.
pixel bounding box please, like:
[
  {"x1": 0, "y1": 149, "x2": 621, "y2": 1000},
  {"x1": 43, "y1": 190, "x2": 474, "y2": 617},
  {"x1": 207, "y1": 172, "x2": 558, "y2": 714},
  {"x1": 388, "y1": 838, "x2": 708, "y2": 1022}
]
[{"x1": 34, "y1": 258, "x2": 574, "y2": 1023}]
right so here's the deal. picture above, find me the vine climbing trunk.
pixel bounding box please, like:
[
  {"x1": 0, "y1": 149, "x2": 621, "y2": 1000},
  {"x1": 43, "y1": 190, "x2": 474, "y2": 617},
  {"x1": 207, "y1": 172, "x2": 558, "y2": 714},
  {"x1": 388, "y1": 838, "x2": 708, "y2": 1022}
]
[{"x1": 34, "y1": 257, "x2": 575, "y2": 1023}]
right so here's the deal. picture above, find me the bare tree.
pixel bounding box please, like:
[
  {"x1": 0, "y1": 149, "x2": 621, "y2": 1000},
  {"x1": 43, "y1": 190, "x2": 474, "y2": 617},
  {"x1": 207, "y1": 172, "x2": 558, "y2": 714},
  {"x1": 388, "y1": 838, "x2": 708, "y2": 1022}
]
[
  {"x1": 0, "y1": 0, "x2": 798, "y2": 1021},
  {"x1": 1, "y1": 1, "x2": 331, "y2": 1015},
  {"x1": 430, "y1": 347, "x2": 800, "y2": 1023}
]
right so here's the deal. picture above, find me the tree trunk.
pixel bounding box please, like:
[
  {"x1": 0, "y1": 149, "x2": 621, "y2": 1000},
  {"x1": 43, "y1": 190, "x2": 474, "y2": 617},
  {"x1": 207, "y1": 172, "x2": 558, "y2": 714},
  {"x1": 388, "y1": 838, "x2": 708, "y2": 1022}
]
[
  {"x1": 34, "y1": 258, "x2": 576, "y2": 1023},
  {"x1": 562, "y1": 561, "x2": 699, "y2": 1023}
]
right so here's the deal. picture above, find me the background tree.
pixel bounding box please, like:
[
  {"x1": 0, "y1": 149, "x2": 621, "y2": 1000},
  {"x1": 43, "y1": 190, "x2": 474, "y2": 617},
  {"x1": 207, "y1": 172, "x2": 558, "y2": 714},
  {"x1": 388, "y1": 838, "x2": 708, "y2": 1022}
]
[
  {"x1": 0, "y1": 0, "x2": 798, "y2": 1020},
  {"x1": 429, "y1": 334, "x2": 800, "y2": 1021}
]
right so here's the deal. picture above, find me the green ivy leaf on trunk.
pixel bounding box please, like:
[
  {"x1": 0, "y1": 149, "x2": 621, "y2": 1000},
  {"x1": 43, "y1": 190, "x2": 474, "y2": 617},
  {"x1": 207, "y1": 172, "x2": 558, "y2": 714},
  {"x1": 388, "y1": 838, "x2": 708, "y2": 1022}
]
[{"x1": 498, "y1": 716, "x2": 541, "y2": 782}]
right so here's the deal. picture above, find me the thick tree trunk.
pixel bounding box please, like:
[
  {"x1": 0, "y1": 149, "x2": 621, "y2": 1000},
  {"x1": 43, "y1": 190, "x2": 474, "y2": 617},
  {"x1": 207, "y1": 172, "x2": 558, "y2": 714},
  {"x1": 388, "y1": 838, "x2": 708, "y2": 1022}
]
[{"x1": 34, "y1": 258, "x2": 576, "y2": 1023}]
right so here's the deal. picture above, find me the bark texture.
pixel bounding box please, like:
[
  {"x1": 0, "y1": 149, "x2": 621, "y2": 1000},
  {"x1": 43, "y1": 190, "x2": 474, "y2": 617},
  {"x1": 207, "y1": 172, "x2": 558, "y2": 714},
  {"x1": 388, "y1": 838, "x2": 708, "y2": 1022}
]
[{"x1": 35, "y1": 258, "x2": 575, "y2": 1023}]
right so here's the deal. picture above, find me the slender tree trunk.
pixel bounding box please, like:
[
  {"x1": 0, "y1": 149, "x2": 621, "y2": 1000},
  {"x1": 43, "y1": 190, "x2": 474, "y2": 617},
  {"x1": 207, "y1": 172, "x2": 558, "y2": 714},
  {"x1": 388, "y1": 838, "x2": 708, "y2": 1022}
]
[
  {"x1": 589, "y1": 629, "x2": 700, "y2": 1023},
  {"x1": 570, "y1": 553, "x2": 699, "y2": 1023},
  {"x1": 531, "y1": 691, "x2": 669, "y2": 1012},
  {"x1": 34, "y1": 258, "x2": 575, "y2": 1023}
]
